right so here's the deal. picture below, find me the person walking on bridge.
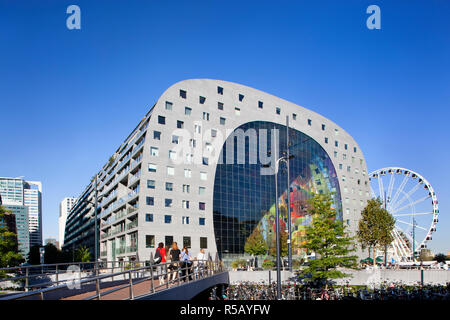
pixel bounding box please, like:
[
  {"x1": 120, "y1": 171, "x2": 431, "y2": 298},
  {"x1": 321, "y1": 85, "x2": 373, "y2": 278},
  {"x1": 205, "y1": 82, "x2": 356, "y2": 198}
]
[{"x1": 154, "y1": 242, "x2": 166, "y2": 286}]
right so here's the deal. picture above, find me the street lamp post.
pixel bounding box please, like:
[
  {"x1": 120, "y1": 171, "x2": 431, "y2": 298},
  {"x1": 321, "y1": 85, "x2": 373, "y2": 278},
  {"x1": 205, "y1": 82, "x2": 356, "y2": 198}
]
[
  {"x1": 285, "y1": 116, "x2": 292, "y2": 272},
  {"x1": 94, "y1": 176, "x2": 98, "y2": 266}
]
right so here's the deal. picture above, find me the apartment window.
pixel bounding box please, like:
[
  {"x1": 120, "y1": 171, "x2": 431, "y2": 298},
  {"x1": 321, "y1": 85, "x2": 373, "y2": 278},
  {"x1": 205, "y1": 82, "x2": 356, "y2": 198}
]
[
  {"x1": 238, "y1": 94, "x2": 244, "y2": 101},
  {"x1": 167, "y1": 166, "x2": 174, "y2": 176},
  {"x1": 220, "y1": 117, "x2": 226, "y2": 125},
  {"x1": 211, "y1": 129, "x2": 217, "y2": 137},
  {"x1": 183, "y1": 236, "x2": 191, "y2": 248},
  {"x1": 195, "y1": 124, "x2": 201, "y2": 134},
  {"x1": 345, "y1": 197, "x2": 349, "y2": 204},
  {"x1": 199, "y1": 187, "x2": 206, "y2": 195},
  {"x1": 145, "y1": 235, "x2": 155, "y2": 248},
  {"x1": 325, "y1": 137, "x2": 328, "y2": 144},
  {"x1": 165, "y1": 101, "x2": 173, "y2": 110},
  {"x1": 182, "y1": 200, "x2": 190, "y2": 209},
  {"x1": 184, "y1": 169, "x2": 192, "y2": 178},
  {"x1": 334, "y1": 151, "x2": 338, "y2": 158},
  {"x1": 165, "y1": 199, "x2": 173, "y2": 207},
  {"x1": 202, "y1": 157, "x2": 209, "y2": 165},
  {"x1": 165, "y1": 236, "x2": 173, "y2": 246},
  {"x1": 199, "y1": 96, "x2": 206, "y2": 104},
  {"x1": 218, "y1": 102, "x2": 224, "y2": 110},
  {"x1": 172, "y1": 135, "x2": 179, "y2": 144},
  {"x1": 165, "y1": 182, "x2": 173, "y2": 191},
  {"x1": 200, "y1": 237, "x2": 207, "y2": 249},
  {"x1": 185, "y1": 153, "x2": 193, "y2": 163},
  {"x1": 168, "y1": 150, "x2": 177, "y2": 161},
  {"x1": 177, "y1": 120, "x2": 184, "y2": 129},
  {"x1": 235, "y1": 107, "x2": 240, "y2": 115},
  {"x1": 276, "y1": 107, "x2": 281, "y2": 115},
  {"x1": 347, "y1": 166, "x2": 351, "y2": 172},
  {"x1": 182, "y1": 184, "x2": 190, "y2": 193},
  {"x1": 200, "y1": 172, "x2": 207, "y2": 180},
  {"x1": 182, "y1": 216, "x2": 190, "y2": 224},
  {"x1": 146, "y1": 197, "x2": 154, "y2": 206},
  {"x1": 339, "y1": 164, "x2": 343, "y2": 170},
  {"x1": 343, "y1": 154, "x2": 347, "y2": 160},
  {"x1": 145, "y1": 214, "x2": 154, "y2": 222},
  {"x1": 292, "y1": 113, "x2": 297, "y2": 120},
  {"x1": 354, "y1": 147, "x2": 357, "y2": 153},
  {"x1": 189, "y1": 139, "x2": 196, "y2": 148},
  {"x1": 345, "y1": 144, "x2": 348, "y2": 150},
  {"x1": 203, "y1": 112, "x2": 210, "y2": 121},
  {"x1": 199, "y1": 202, "x2": 205, "y2": 210},
  {"x1": 342, "y1": 175, "x2": 346, "y2": 182},
  {"x1": 150, "y1": 147, "x2": 159, "y2": 156},
  {"x1": 148, "y1": 163, "x2": 157, "y2": 172},
  {"x1": 153, "y1": 131, "x2": 161, "y2": 140},
  {"x1": 164, "y1": 215, "x2": 172, "y2": 224},
  {"x1": 180, "y1": 90, "x2": 186, "y2": 99},
  {"x1": 217, "y1": 86, "x2": 223, "y2": 95},
  {"x1": 147, "y1": 180, "x2": 155, "y2": 189},
  {"x1": 308, "y1": 119, "x2": 312, "y2": 126},
  {"x1": 205, "y1": 142, "x2": 212, "y2": 152},
  {"x1": 258, "y1": 101, "x2": 263, "y2": 109},
  {"x1": 158, "y1": 116, "x2": 165, "y2": 124},
  {"x1": 335, "y1": 141, "x2": 339, "y2": 147},
  {"x1": 185, "y1": 107, "x2": 192, "y2": 115},
  {"x1": 335, "y1": 129, "x2": 339, "y2": 136},
  {"x1": 199, "y1": 217, "x2": 205, "y2": 226}
]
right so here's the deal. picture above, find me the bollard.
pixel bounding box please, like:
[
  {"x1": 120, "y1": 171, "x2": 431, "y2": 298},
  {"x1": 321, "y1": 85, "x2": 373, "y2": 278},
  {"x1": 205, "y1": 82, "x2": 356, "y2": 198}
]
[{"x1": 129, "y1": 270, "x2": 134, "y2": 299}]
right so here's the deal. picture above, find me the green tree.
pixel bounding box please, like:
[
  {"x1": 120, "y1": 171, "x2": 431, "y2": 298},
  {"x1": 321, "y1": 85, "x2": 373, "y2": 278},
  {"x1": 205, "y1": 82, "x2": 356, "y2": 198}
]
[
  {"x1": 244, "y1": 227, "x2": 268, "y2": 256},
  {"x1": 299, "y1": 193, "x2": 358, "y2": 289},
  {"x1": 269, "y1": 225, "x2": 289, "y2": 259},
  {"x1": 0, "y1": 205, "x2": 24, "y2": 276},
  {"x1": 75, "y1": 246, "x2": 91, "y2": 262},
  {"x1": 434, "y1": 253, "x2": 447, "y2": 263},
  {"x1": 357, "y1": 198, "x2": 395, "y2": 266}
]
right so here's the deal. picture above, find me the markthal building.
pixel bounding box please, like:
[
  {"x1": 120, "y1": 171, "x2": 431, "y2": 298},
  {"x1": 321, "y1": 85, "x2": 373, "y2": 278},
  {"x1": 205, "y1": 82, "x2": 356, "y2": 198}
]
[{"x1": 63, "y1": 79, "x2": 370, "y2": 266}]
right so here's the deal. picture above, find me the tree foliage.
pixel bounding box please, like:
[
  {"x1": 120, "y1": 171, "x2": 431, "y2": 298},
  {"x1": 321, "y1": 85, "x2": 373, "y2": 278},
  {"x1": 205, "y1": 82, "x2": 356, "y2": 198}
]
[
  {"x1": 299, "y1": 193, "x2": 358, "y2": 288},
  {"x1": 269, "y1": 224, "x2": 289, "y2": 259},
  {"x1": 434, "y1": 253, "x2": 447, "y2": 263},
  {"x1": 244, "y1": 227, "x2": 268, "y2": 256},
  {"x1": 75, "y1": 245, "x2": 91, "y2": 262},
  {"x1": 0, "y1": 205, "x2": 24, "y2": 273},
  {"x1": 357, "y1": 198, "x2": 395, "y2": 265}
]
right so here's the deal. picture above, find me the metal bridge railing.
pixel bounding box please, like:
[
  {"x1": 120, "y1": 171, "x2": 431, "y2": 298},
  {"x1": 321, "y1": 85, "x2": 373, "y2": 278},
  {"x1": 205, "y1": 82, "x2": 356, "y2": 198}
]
[{"x1": 0, "y1": 258, "x2": 225, "y2": 300}]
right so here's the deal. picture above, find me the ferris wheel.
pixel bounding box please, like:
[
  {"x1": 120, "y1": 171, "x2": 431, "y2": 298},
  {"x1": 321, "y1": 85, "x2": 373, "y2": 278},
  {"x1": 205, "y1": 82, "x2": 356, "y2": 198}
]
[{"x1": 368, "y1": 167, "x2": 439, "y2": 262}]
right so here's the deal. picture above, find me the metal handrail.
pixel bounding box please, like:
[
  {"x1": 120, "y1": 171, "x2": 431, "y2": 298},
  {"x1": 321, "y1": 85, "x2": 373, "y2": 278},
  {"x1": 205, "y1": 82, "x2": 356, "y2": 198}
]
[{"x1": 1, "y1": 259, "x2": 224, "y2": 300}]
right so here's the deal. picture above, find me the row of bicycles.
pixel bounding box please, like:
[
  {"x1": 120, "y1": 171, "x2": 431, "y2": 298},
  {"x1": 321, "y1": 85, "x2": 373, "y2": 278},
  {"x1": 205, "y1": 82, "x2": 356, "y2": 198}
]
[{"x1": 209, "y1": 281, "x2": 450, "y2": 300}]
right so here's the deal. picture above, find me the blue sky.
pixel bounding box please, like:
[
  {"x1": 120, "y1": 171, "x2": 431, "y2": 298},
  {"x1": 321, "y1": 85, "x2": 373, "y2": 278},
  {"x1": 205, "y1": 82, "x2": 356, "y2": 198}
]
[{"x1": 0, "y1": 0, "x2": 449, "y2": 253}]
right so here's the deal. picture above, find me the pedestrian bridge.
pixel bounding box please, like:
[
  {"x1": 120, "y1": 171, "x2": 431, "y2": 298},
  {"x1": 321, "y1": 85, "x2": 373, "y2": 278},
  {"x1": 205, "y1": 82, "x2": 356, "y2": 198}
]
[{"x1": 0, "y1": 259, "x2": 229, "y2": 300}]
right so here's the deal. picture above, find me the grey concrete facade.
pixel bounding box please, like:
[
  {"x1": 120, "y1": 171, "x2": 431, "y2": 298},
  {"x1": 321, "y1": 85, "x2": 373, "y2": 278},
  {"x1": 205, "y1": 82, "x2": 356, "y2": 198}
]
[{"x1": 64, "y1": 79, "x2": 370, "y2": 263}]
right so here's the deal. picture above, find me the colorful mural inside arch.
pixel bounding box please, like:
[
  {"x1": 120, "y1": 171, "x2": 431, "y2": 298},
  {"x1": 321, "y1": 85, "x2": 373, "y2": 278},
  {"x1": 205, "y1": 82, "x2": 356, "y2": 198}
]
[{"x1": 213, "y1": 121, "x2": 341, "y2": 259}]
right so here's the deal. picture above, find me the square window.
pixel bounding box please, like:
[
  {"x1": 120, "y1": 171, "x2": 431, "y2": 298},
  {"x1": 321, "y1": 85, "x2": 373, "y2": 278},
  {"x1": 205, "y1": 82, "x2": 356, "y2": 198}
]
[
  {"x1": 165, "y1": 236, "x2": 173, "y2": 246},
  {"x1": 158, "y1": 116, "x2": 165, "y2": 125},
  {"x1": 165, "y1": 182, "x2": 173, "y2": 191},
  {"x1": 258, "y1": 101, "x2": 263, "y2": 109},
  {"x1": 322, "y1": 124, "x2": 326, "y2": 130},
  {"x1": 345, "y1": 144, "x2": 348, "y2": 150},
  {"x1": 211, "y1": 129, "x2": 217, "y2": 137},
  {"x1": 276, "y1": 107, "x2": 281, "y2": 115},
  {"x1": 153, "y1": 131, "x2": 161, "y2": 140},
  {"x1": 292, "y1": 113, "x2": 297, "y2": 120},
  {"x1": 164, "y1": 215, "x2": 172, "y2": 224},
  {"x1": 165, "y1": 199, "x2": 173, "y2": 207},
  {"x1": 195, "y1": 124, "x2": 201, "y2": 134},
  {"x1": 147, "y1": 180, "x2": 155, "y2": 189},
  {"x1": 308, "y1": 119, "x2": 312, "y2": 126},
  {"x1": 184, "y1": 169, "x2": 192, "y2": 178},
  {"x1": 150, "y1": 147, "x2": 159, "y2": 156},
  {"x1": 182, "y1": 184, "x2": 190, "y2": 193},
  {"x1": 199, "y1": 187, "x2": 206, "y2": 195},
  {"x1": 180, "y1": 90, "x2": 187, "y2": 99},
  {"x1": 172, "y1": 135, "x2": 179, "y2": 144},
  {"x1": 177, "y1": 120, "x2": 184, "y2": 129},
  {"x1": 199, "y1": 96, "x2": 206, "y2": 104},
  {"x1": 217, "y1": 86, "x2": 223, "y2": 95},
  {"x1": 167, "y1": 166, "x2": 174, "y2": 176},
  {"x1": 182, "y1": 200, "x2": 190, "y2": 209},
  {"x1": 148, "y1": 163, "x2": 157, "y2": 172},
  {"x1": 199, "y1": 218, "x2": 205, "y2": 226},
  {"x1": 235, "y1": 107, "x2": 240, "y2": 115},
  {"x1": 203, "y1": 112, "x2": 210, "y2": 121},
  {"x1": 183, "y1": 236, "x2": 191, "y2": 248},
  {"x1": 199, "y1": 202, "x2": 205, "y2": 210},
  {"x1": 165, "y1": 101, "x2": 173, "y2": 110},
  {"x1": 146, "y1": 197, "x2": 154, "y2": 206},
  {"x1": 325, "y1": 137, "x2": 328, "y2": 144},
  {"x1": 145, "y1": 235, "x2": 155, "y2": 248},
  {"x1": 220, "y1": 117, "x2": 226, "y2": 125},
  {"x1": 335, "y1": 141, "x2": 339, "y2": 147},
  {"x1": 218, "y1": 102, "x2": 224, "y2": 110},
  {"x1": 200, "y1": 172, "x2": 207, "y2": 180},
  {"x1": 182, "y1": 216, "x2": 190, "y2": 224},
  {"x1": 354, "y1": 147, "x2": 357, "y2": 153},
  {"x1": 202, "y1": 157, "x2": 209, "y2": 165},
  {"x1": 200, "y1": 237, "x2": 207, "y2": 249},
  {"x1": 238, "y1": 94, "x2": 244, "y2": 102},
  {"x1": 185, "y1": 107, "x2": 192, "y2": 115},
  {"x1": 145, "y1": 214, "x2": 154, "y2": 222}
]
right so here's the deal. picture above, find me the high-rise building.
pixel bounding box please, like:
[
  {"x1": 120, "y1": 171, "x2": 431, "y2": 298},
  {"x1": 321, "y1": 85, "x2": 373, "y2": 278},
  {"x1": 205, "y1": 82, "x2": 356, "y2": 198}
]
[
  {"x1": 63, "y1": 79, "x2": 370, "y2": 266},
  {"x1": 0, "y1": 177, "x2": 42, "y2": 257},
  {"x1": 58, "y1": 197, "x2": 77, "y2": 249},
  {"x1": 45, "y1": 237, "x2": 59, "y2": 248}
]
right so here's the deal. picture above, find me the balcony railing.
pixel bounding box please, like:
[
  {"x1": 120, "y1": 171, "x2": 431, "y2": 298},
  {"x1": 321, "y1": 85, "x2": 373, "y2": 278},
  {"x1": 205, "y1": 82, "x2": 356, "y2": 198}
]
[
  {"x1": 127, "y1": 220, "x2": 138, "y2": 230},
  {"x1": 126, "y1": 246, "x2": 137, "y2": 253},
  {"x1": 116, "y1": 247, "x2": 126, "y2": 255}
]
